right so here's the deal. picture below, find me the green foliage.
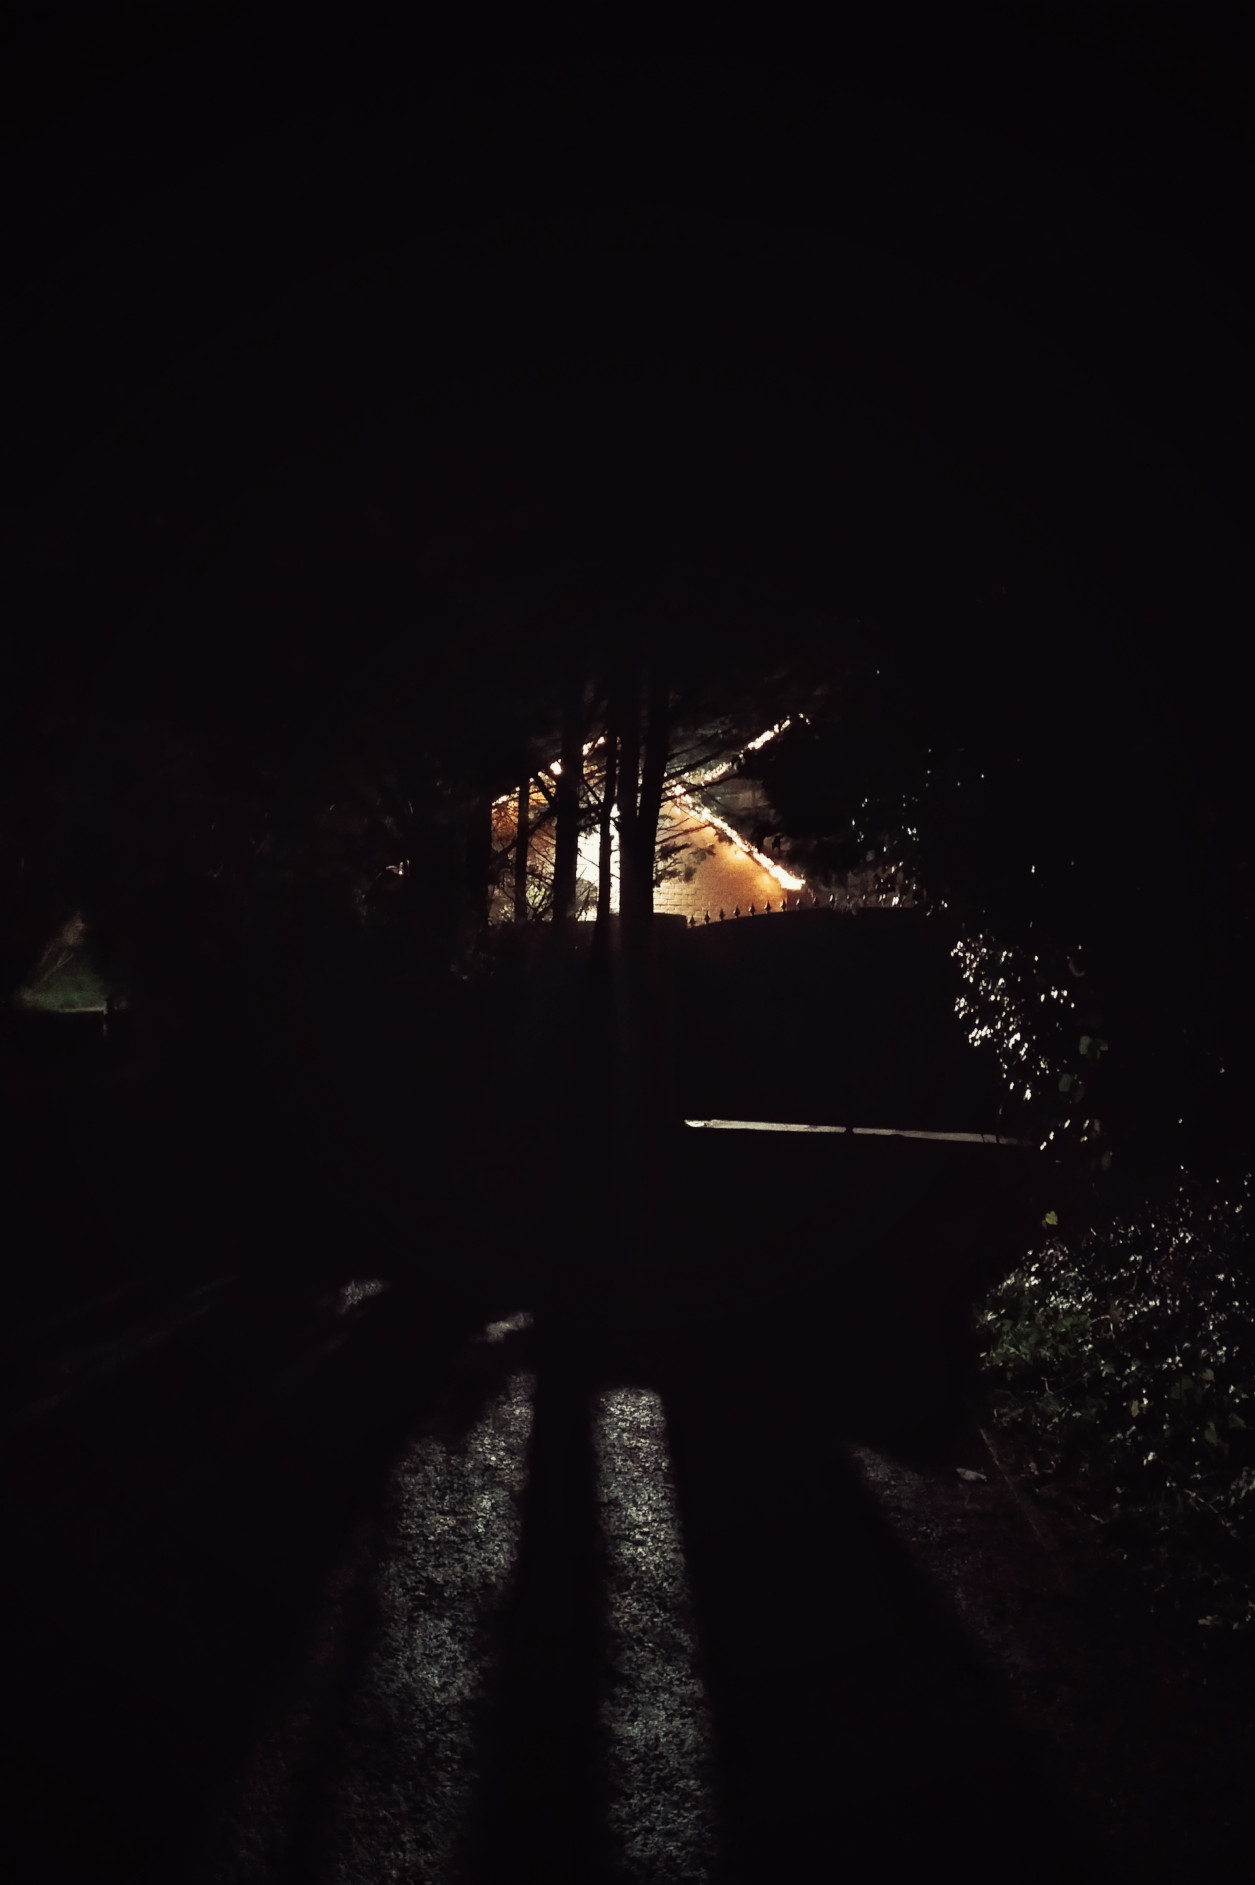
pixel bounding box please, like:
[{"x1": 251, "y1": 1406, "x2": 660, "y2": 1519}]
[
  {"x1": 977, "y1": 1172, "x2": 1255, "y2": 1638},
  {"x1": 13, "y1": 917, "x2": 113, "y2": 1011},
  {"x1": 951, "y1": 930, "x2": 1115, "y2": 1192}
]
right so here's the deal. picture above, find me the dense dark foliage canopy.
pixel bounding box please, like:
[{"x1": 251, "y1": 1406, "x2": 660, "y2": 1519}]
[{"x1": 2, "y1": 19, "x2": 1250, "y2": 1179}]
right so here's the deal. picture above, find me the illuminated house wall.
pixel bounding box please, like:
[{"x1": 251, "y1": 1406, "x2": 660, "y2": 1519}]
[
  {"x1": 486, "y1": 714, "x2": 919, "y2": 925},
  {"x1": 488, "y1": 750, "x2": 807, "y2": 925}
]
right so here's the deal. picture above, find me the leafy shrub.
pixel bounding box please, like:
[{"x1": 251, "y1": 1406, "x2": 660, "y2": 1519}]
[{"x1": 976, "y1": 1171, "x2": 1255, "y2": 1638}]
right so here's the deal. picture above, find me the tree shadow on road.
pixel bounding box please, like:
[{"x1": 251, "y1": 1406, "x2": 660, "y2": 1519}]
[
  {"x1": 651, "y1": 1304, "x2": 1104, "y2": 1884},
  {"x1": 0, "y1": 1033, "x2": 537, "y2": 1885},
  {"x1": 1, "y1": 944, "x2": 1104, "y2": 1885}
]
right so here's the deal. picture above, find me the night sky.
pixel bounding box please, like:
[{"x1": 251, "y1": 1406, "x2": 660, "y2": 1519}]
[{"x1": 2, "y1": 19, "x2": 1248, "y2": 728}]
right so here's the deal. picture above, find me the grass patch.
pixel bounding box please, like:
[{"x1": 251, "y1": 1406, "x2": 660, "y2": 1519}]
[
  {"x1": 15, "y1": 955, "x2": 110, "y2": 1011},
  {"x1": 13, "y1": 914, "x2": 113, "y2": 1012}
]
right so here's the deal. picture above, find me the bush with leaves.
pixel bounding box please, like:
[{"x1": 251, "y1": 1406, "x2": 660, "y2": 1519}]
[
  {"x1": 977, "y1": 1171, "x2": 1255, "y2": 1639},
  {"x1": 951, "y1": 929, "x2": 1112, "y2": 1186}
]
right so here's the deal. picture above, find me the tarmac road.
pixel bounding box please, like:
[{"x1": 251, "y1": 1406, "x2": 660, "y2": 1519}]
[{"x1": 1, "y1": 927, "x2": 1099, "y2": 1884}]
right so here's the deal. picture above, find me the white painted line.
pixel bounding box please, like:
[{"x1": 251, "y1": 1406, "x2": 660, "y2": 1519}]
[{"x1": 683, "y1": 1119, "x2": 1036, "y2": 1146}]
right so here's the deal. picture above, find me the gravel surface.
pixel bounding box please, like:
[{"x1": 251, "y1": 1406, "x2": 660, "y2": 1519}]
[{"x1": 7, "y1": 958, "x2": 1252, "y2": 1884}]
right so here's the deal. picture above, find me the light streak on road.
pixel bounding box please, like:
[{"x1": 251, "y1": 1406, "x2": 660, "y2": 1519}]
[
  {"x1": 593, "y1": 1385, "x2": 723, "y2": 1885},
  {"x1": 206, "y1": 1322, "x2": 536, "y2": 1884}
]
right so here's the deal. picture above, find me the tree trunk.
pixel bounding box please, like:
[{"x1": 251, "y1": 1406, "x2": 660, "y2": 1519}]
[
  {"x1": 464, "y1": 792, "x2": 493, "y2": 930},
  {"x1": 552, "y1": 680, "x2": 585, "y2": 927},
  {"x1": 595, "y1": 726, "x2": 618, "y2": 948},
  {"x1": 637, "y1": 661, "x2": 671, "y2": 896},
  {"x1": 514, "y1": 780, "x2": 531, "y2": 923},
  {"x1": 614, "y1": 661, "x2": 645, "y2": 938},
  {"x1": 619, "y1": 660, "x2": 669, "y2": 944},
  {"x1": 610, "y1": 657, "x2": 671, "y2": 1166}
]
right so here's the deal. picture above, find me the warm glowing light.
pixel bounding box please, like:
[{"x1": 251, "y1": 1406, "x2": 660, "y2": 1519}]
[
  {"x1": 669, "y1": 785, "x2": 806, "y2": 891},
  {"x1": 745, "y1": 715, "x2": 792, "y2": 753},
  {"x1": 492, "y1": 715, "x2": 814, "y2": 913}
]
